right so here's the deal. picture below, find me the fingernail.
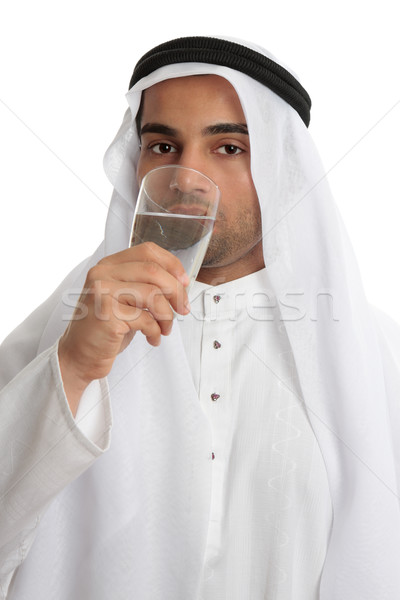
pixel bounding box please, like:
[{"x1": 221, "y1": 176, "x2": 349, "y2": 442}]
[{"x1": 179, "y1": 272, "x2": 190, "y2": 286}]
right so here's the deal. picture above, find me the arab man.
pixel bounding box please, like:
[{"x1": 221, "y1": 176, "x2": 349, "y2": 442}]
[{"x1": 1, "y1": 36, "x2": 400, "y2": 600}]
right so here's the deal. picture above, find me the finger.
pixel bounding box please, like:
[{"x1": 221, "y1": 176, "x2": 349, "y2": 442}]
[
  {"x1": 99, "y1": 242, "x2": 190, "y2": 287},
  {"x1": 109, "y1": 287, "x2": 174, "y2": 336},
  {"x1": 114, "y1": 285, "x2": 174, "y2": 330},
  {"x1": 91, "y1": 265, "x2": 190, "y2": 315},
  {"x1": 116, "y1": 303, "x2": 165, "y2": 346}
]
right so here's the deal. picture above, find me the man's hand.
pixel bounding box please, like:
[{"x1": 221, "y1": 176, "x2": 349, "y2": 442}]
[{"x1": 58, "y1": 243, "x2": 190, "y2": 415}]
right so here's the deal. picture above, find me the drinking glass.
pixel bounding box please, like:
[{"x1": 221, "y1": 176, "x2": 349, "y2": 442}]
[{"x1": 130, "y1": 165, "x2": 220, "y2": 289}]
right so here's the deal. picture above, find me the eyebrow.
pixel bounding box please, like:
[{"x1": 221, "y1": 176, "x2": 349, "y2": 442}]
[
  {"x1": 202, "y1": 123, "x2": 248, "y2": 136},
  {"x1": 140, "y1": 122, "x2": 248, "y2": 137},
  {"x1": 140, "y1": 123, "x2": 177, "y2": 137}
]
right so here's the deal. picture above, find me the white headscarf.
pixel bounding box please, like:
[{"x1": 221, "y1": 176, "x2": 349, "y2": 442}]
[{"x1": 7, "y1": 37, "x2": 400, "y2": 598}]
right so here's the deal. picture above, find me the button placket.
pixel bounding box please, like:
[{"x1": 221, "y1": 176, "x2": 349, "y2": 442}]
[
  {"x1": 199, "y1": 306, "x2": 226, "y2": 464},
  {"x1": 211, "y1": 338, "x2": 222, "y2": 400},
  {"x1": 204, "y1": 293, "x2": 224, "y2": 405},
  {"x1": 199, "y1": 290, "x2": 234, "y2": 563}
]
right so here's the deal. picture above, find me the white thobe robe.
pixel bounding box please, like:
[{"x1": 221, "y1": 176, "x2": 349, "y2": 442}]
[{"x1": 0, "y1": 268, "x2": 333, "y2": 599}]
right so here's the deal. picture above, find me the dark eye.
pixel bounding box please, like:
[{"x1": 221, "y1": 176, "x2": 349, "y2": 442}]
[
  {"x1": 216, "y1": 144, "x2": 244, "y2": 155},
  {"x1": 151, "y1": 143, "x2": 177, "y2": 154}
]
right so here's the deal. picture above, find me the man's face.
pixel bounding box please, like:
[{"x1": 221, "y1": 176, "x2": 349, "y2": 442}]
[{"x1": 136, "y1": 75, "x2": 264, "y2": 283}]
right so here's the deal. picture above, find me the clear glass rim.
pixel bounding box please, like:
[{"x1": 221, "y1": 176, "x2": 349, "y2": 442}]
[{"x1": 142, "y1": 164, "x2": 220, "y2": 194}]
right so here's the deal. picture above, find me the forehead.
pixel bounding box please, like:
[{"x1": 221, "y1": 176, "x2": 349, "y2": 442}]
[{"x1": 140, "y1": 75, "x2": 246, "y2": 124}]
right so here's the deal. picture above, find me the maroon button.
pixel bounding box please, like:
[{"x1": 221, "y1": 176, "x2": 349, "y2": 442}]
[
  {"x1": 213, "y1": 295, "x2": 221, "y2": 304},
  {"x1": 211, "y1": 393, "x2": 220, "y2": 402},
  {"x1": 212, "y1": 452, "x2": 215, "y2": 460},
  {"x1": 213, "y1": 340, "x2": 221, "y2": 349}
]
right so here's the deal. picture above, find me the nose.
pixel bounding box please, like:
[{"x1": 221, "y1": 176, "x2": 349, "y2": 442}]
[{"x1": 169, "y1": 166, "x2": 212, "y2": 195}]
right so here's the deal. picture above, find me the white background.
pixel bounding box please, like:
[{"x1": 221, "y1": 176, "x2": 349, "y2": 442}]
[{"x1": 1, "y1": 0, "x2": 399, "y2": 343}]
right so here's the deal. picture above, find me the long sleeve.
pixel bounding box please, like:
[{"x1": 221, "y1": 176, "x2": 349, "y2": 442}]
[{"x1": 0, "y1": 341, "x2": 112, "y2": 596}]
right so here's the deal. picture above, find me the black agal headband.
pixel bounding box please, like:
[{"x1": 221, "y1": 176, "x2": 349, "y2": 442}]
[{"x1": 129, "y1": 36, "x2": 312, "y2": 127}]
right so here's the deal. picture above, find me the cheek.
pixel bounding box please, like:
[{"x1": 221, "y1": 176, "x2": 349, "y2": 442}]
[
  {"x1": 136, "y1": 155, "x2": 146, "y2": 185},
  {"x1": 219, "y1": 166, "x2": 258, "y2": 208}
]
